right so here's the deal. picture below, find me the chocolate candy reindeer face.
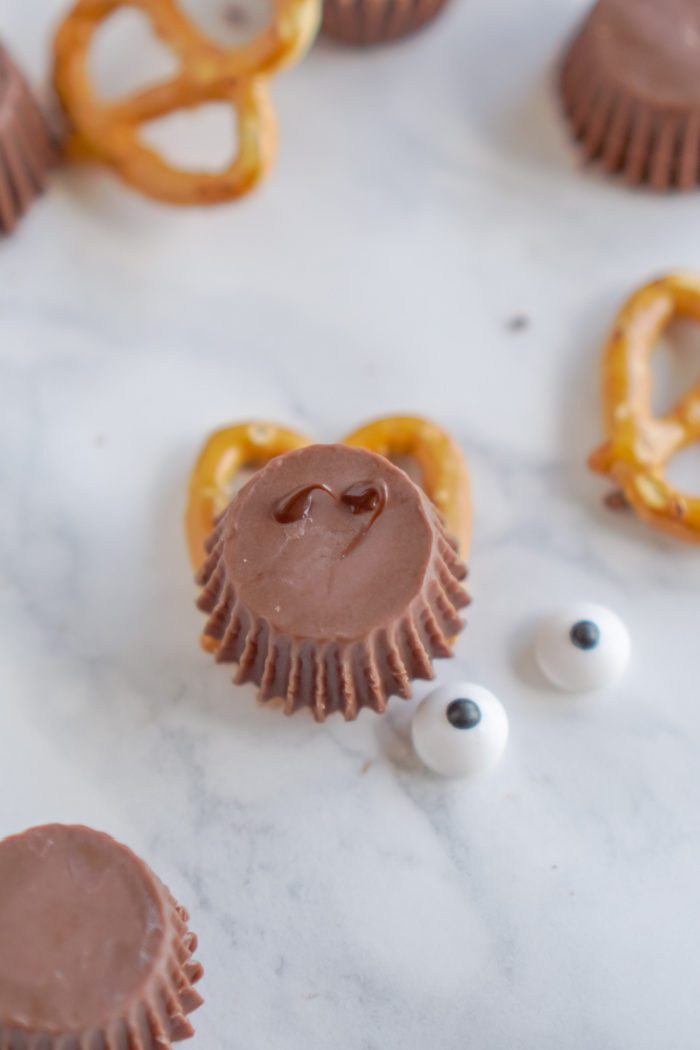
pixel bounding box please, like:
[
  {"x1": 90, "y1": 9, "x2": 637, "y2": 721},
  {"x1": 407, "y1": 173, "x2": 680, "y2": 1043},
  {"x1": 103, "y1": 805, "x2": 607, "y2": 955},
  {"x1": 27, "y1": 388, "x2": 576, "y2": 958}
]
[{"x1": 189, "y1": 419, "x2": 471, "y2": 721}]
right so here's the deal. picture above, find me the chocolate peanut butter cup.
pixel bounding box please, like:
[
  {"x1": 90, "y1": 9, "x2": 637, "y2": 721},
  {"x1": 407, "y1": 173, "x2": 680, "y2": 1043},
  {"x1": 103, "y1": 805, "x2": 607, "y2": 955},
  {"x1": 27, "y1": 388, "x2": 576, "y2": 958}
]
[
  {"x1": 0, "y1": 824, "x2": 203, "y2": 1049},
  {"x1": 561, "y1": 0, "x2": 700, "y2": 190},
  {"x1": 0, "y1": 45, "x2": 55, "y2": 232},
  {"x1": 196, "y1": 443, "x2": 470, "y2": 721},
  {"x1": 322, "y1": 0, "x2": 449, "y2": 47}
]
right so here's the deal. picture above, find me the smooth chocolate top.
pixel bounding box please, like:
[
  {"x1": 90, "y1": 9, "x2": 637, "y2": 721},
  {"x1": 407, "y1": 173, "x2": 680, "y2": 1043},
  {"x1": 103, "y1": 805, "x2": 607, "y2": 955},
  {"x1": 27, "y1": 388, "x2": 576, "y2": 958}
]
[
  {"x1": 220, "y1": 444, "x2": 435, "y2": 641},
  {"x1": 0, "y1": 824, "x2": 166, "y2": 1030},
  {"x1": 586, "y1": 0, "x2": 700, "y2": 107}
]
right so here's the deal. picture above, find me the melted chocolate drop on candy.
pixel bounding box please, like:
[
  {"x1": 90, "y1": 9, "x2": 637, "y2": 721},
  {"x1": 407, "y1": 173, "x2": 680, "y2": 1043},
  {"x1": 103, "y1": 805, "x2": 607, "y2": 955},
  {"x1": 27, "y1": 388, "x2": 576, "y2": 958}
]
[
  {"x1": 273, "y1": 483, "x2": 334, "y2": 523},
  {"x1": 340, "y1": 480, "x2": 388, "y2": 556},
  {"x1": 341, "y1": 480, "x2": 387, "y2": 516}
]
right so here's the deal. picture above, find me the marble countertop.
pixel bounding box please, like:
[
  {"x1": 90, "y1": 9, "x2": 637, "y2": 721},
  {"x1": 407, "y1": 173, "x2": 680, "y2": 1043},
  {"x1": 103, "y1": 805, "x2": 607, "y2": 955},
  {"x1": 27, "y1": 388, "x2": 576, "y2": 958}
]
[{"x1": 2, "y1": 0, "x2": 700, "y2": 1046}]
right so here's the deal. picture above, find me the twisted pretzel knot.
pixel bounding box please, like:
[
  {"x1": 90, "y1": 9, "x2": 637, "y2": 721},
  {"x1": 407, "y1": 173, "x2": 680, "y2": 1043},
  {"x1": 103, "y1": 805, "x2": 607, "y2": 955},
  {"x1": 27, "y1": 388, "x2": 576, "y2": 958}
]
[
  {"x1": 589, "y1": 273, "x2": 700, "y2": 543},
  {"x1": 53, "y1": 0, "x2": 320, "y2": 204},
  {"x1": 186, "y1": 416, "x2": 471, "y2": 572}
]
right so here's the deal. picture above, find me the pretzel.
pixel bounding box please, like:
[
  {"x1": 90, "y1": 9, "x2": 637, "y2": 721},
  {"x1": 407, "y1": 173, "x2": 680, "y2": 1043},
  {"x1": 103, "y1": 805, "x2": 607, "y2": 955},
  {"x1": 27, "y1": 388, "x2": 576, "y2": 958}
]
[
  {"x1": 186, "y1": 416, "x2": 471, "y2": 573},
  {"x1": 589, "y1": 273, "x2": 700, "y2": 543},
  {"x1": 53, "y1": 0, "x2": 321, "y2": 204}
]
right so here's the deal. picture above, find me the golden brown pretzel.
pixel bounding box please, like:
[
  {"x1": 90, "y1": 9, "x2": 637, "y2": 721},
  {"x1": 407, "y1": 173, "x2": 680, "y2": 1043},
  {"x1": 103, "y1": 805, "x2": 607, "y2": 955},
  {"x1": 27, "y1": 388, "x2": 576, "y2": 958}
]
[
  {"x1": 186, "y1": 415, "x2": 471, "y2": 572},
  {"x1": 589, "y1": 273, "x2": 700, "y2": 543},
  {"x1": 53, "y1": 0, "x2": 320, "y2": 204}
]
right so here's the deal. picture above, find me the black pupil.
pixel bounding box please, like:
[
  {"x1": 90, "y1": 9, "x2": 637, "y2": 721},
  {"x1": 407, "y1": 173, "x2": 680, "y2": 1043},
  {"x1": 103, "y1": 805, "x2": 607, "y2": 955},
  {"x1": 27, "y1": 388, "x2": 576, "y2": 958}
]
[
  {"x1": 446, "y1": 698, "x2": 481, "y2": 729},
  {"x1": 570, "y1": 620, "x2": 600, "y2": 650}
]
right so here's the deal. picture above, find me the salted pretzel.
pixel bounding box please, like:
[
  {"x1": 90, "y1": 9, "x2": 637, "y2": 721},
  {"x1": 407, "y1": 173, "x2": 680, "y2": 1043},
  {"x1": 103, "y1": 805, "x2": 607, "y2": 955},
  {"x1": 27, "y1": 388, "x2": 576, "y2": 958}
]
[
  {"x1": 186, "y1": 415, "x2": 471, "y2": 572},
  {"x1": 53, "y1": 0, "x2": 321, "y2": 204},
  {"x1": 589, "y1": 273, "x2": 700, "y2": 544}
]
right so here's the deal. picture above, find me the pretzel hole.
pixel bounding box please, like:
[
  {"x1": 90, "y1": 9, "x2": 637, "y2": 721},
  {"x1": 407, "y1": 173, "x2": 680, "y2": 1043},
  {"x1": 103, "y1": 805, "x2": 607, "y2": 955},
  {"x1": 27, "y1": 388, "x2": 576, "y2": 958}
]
[
  {"x1": 227, "y1": 461, "x2": 264, "y2": 500},
  {"x1": 139, "y1": 104, "x2": 238, "y2": 173},
  {"x1": 387, "y1": 453, "x2": 425, "y2": 490},
  {"x1": 651, "y1": 319, "x2": 700, "y2": 417},
  {"x1": 179, "y1": 0, "x2": 274, "y2": 47},
  {"x1": 88, "y1": 9, "x2": 179, "y2": 102},
  {"x1": 663, "y1": 443, "x2": 700, "y2": 492}
]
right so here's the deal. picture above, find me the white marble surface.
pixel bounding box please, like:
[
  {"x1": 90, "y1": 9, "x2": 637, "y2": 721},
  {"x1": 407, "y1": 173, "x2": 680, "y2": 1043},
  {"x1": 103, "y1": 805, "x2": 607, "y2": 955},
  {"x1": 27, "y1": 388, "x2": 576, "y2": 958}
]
[{"x1": 2, "y1": 0, "x2": 700, "y2": 1046}]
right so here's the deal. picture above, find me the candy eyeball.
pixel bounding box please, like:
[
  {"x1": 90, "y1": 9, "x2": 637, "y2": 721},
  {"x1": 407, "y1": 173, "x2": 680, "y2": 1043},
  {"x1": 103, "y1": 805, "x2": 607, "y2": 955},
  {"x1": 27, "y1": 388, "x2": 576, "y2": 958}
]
[
  {"x1": 534, "y1": 603, "x2": 630, "y2": 692},
  {"x1": 411, "y1": 683, "x2": 509, "y2": 779}
]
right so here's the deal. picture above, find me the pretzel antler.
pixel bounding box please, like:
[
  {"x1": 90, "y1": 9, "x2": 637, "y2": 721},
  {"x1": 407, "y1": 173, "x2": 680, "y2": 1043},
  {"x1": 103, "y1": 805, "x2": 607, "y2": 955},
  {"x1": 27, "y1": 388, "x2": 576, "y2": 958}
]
[
  {"x1": 53, "y1": 0, "x2": 321, "y2": 204},
  {"x1": 589, "y1": 273, "x2": 700, "y2": 543}
]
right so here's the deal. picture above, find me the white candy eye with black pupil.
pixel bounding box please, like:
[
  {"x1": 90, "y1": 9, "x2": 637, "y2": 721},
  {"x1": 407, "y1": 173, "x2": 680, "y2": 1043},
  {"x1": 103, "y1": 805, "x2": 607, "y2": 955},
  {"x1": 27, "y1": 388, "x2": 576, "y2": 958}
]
[
  {"x1": 535, "y1": 603, "x2": 630, "y2": 692},
  {"x1": 411, "y1": 683, "x2": 508, "y2": 779}
]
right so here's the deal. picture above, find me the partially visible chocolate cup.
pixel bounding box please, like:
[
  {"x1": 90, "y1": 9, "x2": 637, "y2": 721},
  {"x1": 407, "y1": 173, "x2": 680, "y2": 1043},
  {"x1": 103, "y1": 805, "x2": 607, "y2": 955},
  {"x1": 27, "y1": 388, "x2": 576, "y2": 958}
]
[
  {"x1": 0, "y1": 824, "x2": 203, "y2": 1048},
  {"x1": 560, "y1": 0, "x2": 700, "y2": 190},
  {"x1": 197, "y1": 443, "x2": 470, "y2": 721},
  {"x1": 0, "y1": 44, "x2": 55, "y2": 233},
  {"x1": 322, "y1": 0, "x2": 450, "y2": 47}
]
